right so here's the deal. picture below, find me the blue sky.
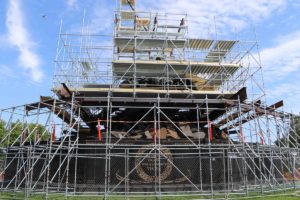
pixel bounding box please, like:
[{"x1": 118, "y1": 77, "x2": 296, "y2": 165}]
[{"x1": 0, "y1": 0, "x2": 300, "y2": 114}]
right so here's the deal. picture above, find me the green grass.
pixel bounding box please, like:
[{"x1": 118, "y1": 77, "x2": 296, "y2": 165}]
[{"x1": 0, "y1": 192, "x2": 300, "y2": 200}]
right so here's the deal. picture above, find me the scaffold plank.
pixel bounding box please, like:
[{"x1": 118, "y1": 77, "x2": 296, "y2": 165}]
[
  {"x1": 121, "y1": 10, "x2": 135, "y2": 20},
  {"x1": 204, "y1": 40, "x2": 238, "y2": 62},
  {"x1": 115, "y1": 37, "x2": 186, "y2": 51},
  {"x1": 112, "y1": 60, "x2": 240, "y2": 77},
  {"x1": 213, "y1": 40, "x2": 237, "y2": 51},
  {"x1": 116, "y1": 30, "x2": 184, "y2": 37},
  {"x1": 68, "y1": 87, "x2": 235, "y2": 95},
  {"x1": 136, "y1": 18, "x2": 150, "y2": 26},
  {"x1": 121, "y1": 0, "x2": 135, "y2": 6},
  {"x1": 189, "y1": 39, "x2": 214, "y2": 50}
]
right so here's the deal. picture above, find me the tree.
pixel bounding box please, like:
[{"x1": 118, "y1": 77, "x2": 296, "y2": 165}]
[
  {"x1": 0, "y1": 120, "x2": 51, "y2": 175},
  {"x1": 0, "y1": 120, "x2": 5, "y2": 171},
  {"x1": 0, "y1": 120, "x2": 50, "y2": 146},
  {"x1": 295, "y1": 118, "x2": 300, "y2": 134},
  {"x1": 275, "y1": 117, "x2": 300, "y2": 147},
  {"x1": 0, "y1": 120, "x2": 5, "y2": 140},
  {"x1": 288, "y1": 117, "x2": 300, "y2": 147}
]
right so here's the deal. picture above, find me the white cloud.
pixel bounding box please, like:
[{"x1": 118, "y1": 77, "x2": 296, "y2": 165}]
[
  {"x1": 266, "y1": 82, "x2": 300, "y2": 113},
  {"x1": 66, "y1": 0, "x2": 78, "y2": 10},
  {"x1": 66, "y1": 1, "x2": 114, "y2": 35},
  {"x1": 65, "y1": 0, "x2": 286, "y2": 38},
  {"x1": 138, "y1": 0, "x2": 286, "y2": 37},
  {"x1": 67, "y1": 0, "x2": 286, "y2": 37},
  {"x1": 5, "y1": 0, "x2": 43, "y2": 82},
  {"x1": 258, "y1": 30, "x2": 300, "y2": 113},
  {"x1": 88, "y1": 2, "x2": 113, "y2": 34},
  {"x1": 261, "y1": 31, "x2": 300, "y2": 80}
]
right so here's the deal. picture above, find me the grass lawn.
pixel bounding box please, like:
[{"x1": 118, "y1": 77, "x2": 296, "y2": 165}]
[{"x1": 0, "y1": 192, "x2": 300, "y2": 200}]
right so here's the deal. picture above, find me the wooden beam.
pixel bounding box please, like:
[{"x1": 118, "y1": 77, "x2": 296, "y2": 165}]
[
  {"x1": 267, "y1": 100, "x2": 283, "y2": 110},
  {"x1": 230, "y1": 87, "x2": 247, "y2": 102}
]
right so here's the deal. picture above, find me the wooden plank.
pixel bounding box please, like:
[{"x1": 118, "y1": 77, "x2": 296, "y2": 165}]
[
  {"x1": 68, "y1": 87, "x2": 235, "y2": 95},
  {"x1": 112, "y1": 59, "x2": 241, "y2": 67},
  {"x1": 121, "y1": 0, "x2": 135, "y2": 6},
  {"x1": 189, "y1": 39, "x2": 214, "y2": 50},
  {"x1": 209, "y1": 87, "x2": 247, "y2": 121},
  {"x1": 230, "y1": 87, "x2": 247, "y2": 102},
  {"x1": 58, "y1": 83, "x2": 72, "y2": 98},
  {"x1": 267, "y1": 100, "x2": 284, "y2": 110},
  {"x1": 204, "y1": 40, "x2": 238, "y2": 62}
]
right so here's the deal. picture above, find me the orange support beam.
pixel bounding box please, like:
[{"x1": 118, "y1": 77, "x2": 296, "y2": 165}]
[
  {"x1": 51, "y1": 123, "x2": 56, "y2": 142},
  {"x1": 239, "y1": 126, "x2": 244, "y2": 142},
  {"x1": 260, "y1": 132, "x2": 265, "y2": 145},
  {"x1": 154, "y1": 128, "x2": 157, "y2": 144},
  {"x1": 97, "y1": 118, "x2": 102, "y2": 141},
  {"x1": 22, "y1": 129, "x2": 26, "y2": 143},
  {"x1": 208, "y1": 121, "x2": 213, "y2": 142}
]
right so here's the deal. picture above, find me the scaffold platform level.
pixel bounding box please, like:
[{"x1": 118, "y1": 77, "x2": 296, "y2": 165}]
[
  {"x1": 114, "y1": 37, "x2": 186, "y2": 51},
  {"x1": 112, "y1": 60, "x2": 240, "y2": 76},
  {"x1": 205, "y1": 40, "x2": 238, "y2": 62},
  {"x1": 189, "y1": 39, "x2": 214, "y2": 50},
  {"x1": 64, "y1": 87, "x2": 235, "y2": 98},
  {"x1": 116, "y1": 30, "x2": 186, "y2": 38},
  {"x1": 120, "y1": 10, "x2": 135, "y2": 20},
  {"x1": 121, "y1": 0, "x2": 136, "y2": 6}
]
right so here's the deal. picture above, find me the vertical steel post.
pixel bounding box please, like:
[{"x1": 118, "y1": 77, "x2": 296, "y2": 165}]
[
  {"x1": 65, "y1": 92, "x2": 75, "y2": 199},
  {"x1": 104, "y1": 93, "x2": 111, "y2": 199},
  {"x1": 205, "y1": 95, "x2": 214, "y2": 198},
  {"x1": 45, "y1": 98, "x2": 57, "y2": 200},
  {"x1": 73, "y1": 107, "x2": 81, "y2": 195},
  {"x1": 157, "y1": 95, "x2": 161, "y2": 199},
  {"x1": 196, "y1": 104, "x2": 203, "y2": 191}
]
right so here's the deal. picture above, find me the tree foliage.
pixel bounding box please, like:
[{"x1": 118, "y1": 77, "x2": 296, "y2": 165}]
[
  {"x1": 0, "y1": 120, "x2": 50, "y2": 146},
  {"x1": 295, "y1": 118, "x2": 300, "y2": 134},
  {"x1": 275, "y1": 117, "x2": 300, "y2": 147},
  {"x1": 0, "y1": 120, "x2": 5, "y2": 143}
]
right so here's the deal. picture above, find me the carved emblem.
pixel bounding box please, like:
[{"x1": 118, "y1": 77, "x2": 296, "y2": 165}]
[
  {"x1": 135, "y1": 145, "x2": 173, "y2": 183},
  {"x1": 115, "y1": 144, "x2": 192, "y2": 184}
]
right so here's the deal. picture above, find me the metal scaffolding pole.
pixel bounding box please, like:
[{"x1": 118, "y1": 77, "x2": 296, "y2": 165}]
[{"x1": 0, "y1": 1, "x2": 300, "y2": 199}]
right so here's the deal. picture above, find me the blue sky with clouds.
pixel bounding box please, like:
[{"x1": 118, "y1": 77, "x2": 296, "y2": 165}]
[{"x1": 0, "y1": 0, "x2": 300, "y2": 113}]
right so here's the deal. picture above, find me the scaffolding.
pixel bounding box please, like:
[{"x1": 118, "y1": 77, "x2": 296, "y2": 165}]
[{"x1": 1, "y1": 0, "x2": 300, "y2": 199}]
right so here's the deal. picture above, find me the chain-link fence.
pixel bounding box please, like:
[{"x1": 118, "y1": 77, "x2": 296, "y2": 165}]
[{"x1": 2, "y1": 143, "x2": 300, "y2": 198}]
